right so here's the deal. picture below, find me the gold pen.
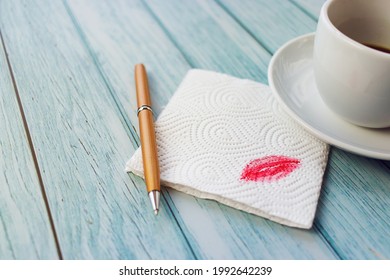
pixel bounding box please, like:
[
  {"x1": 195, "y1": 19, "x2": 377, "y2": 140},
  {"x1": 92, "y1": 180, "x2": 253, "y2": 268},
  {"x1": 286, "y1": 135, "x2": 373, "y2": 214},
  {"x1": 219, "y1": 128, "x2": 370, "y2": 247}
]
[{"x1": 134, "y1": 64, "x2": 160, "y2": 215}]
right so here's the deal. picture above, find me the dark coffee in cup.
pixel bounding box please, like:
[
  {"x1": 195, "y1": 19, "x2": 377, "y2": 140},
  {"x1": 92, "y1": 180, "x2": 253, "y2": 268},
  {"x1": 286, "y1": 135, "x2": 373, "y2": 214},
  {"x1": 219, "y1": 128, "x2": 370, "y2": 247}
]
[
  {"x1": 335, "y1": 17, "x2": 390, "y2": 55},
  {"x1": 363, "y1": 43, "x2": 390, "y2": 54}
]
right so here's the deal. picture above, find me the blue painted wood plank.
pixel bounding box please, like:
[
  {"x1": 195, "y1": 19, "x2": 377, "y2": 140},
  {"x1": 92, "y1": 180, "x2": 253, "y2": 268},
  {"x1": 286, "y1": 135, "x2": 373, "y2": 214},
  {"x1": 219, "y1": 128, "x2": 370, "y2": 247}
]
[
  {"x1": 218, "y1": 0, "x2": 316, "y2": 53},
  {"x1": 219, "y1": 0, "x2": 390, "y2": 259},
  {"x1": 0, "y1": 34, "x2": 58, "y2": 259},
  {"x1": 68, "y1": 0, "x2": 337, "y2": 259},
  {"x1": 316, "y1": 151, "x2": 390, "y2": 259},
  {"x1": 64, "y1": 0, "x2": 191, "y2": 133},
  {"x1": 290, "y1": 0, "x2": 326, "y2": 20},
  {"x1": 0, "y1": 0, "x2": 195, "y2": 259},
  {"x1": 217, "y1": 0, "x2": 316, "y2": 54},
  {"x1": 146, "y1": 0, "x2": 271, "y2": 84}
]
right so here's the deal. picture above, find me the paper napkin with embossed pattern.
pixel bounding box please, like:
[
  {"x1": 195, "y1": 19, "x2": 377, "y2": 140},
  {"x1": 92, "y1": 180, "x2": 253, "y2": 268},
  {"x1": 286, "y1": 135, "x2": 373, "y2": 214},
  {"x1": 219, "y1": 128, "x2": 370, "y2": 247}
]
[{"x1": 126, "y1": 70, "x2": 329, "y2": 229}]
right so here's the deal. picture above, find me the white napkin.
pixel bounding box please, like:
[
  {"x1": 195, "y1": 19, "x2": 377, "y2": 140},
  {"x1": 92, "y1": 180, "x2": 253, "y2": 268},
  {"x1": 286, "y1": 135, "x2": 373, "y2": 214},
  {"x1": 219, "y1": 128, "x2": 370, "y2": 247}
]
[{"x1": 126, "y1": 70, "x2": 329, "y2": 229}]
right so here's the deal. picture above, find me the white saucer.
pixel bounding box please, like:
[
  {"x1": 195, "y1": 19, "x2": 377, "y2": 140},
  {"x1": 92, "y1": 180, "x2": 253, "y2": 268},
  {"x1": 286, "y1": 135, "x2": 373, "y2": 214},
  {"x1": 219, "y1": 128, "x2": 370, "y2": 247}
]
[{"x1": 268, "y1": 33, "x2": 390, "y2": 160}]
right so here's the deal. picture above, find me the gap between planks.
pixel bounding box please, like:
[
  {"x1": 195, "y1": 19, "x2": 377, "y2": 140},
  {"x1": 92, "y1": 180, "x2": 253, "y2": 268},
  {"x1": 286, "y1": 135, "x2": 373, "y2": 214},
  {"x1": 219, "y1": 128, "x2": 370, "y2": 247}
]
[{"x1": 0, "y1": 30, "x2": 63, "y2": 260}]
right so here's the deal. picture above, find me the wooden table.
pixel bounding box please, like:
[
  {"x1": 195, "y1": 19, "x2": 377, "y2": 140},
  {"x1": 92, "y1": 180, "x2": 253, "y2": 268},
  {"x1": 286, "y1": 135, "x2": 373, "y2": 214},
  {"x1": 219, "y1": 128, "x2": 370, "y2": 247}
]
[{"x1": 0, "y1": 0, "x2": 389, "y2": 260}]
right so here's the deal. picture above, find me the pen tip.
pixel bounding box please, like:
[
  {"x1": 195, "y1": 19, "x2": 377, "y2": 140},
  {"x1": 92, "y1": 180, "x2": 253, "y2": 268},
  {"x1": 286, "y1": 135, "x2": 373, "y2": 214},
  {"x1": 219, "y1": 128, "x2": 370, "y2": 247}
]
[{"x1": 149, "y1": 190, "x2": 160, "y2": 216}]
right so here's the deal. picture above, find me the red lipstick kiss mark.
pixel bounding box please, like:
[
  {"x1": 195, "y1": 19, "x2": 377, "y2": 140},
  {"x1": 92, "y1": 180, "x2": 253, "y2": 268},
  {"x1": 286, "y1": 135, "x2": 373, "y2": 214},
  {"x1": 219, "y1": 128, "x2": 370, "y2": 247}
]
[{"x1": 240, "y1": 155, "x2": 300, "y2": 182}]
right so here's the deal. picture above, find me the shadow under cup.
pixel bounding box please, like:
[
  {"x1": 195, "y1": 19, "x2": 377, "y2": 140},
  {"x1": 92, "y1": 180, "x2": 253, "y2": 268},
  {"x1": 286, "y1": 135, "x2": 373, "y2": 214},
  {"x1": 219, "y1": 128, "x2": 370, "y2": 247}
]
[{"x1": 313, "y1": 0, "x2": 390, "y2": 128}]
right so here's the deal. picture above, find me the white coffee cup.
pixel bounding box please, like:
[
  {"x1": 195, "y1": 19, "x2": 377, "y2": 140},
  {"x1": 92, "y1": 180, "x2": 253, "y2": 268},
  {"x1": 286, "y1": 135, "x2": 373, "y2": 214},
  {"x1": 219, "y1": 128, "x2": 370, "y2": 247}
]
[{"x1": 313, "y1": 0, "x2": 390, "y2": 128}]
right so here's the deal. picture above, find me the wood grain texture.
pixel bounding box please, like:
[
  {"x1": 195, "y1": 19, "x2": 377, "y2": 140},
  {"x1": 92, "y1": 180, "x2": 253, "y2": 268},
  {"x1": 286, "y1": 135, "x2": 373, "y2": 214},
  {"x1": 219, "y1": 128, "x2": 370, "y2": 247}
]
[
  {"x1": 68, "y1": 0, "x2": 337, "y2": 259},
  {"x1": 218, "y1": 0, "x2": 390, "y2": 259},
  {"x1": 63, "y1": 0, "x2": 191, "y2": 134},
  {"x1": 217, "y1": 0, "x2": 316, "y2": 54},
  {"x1": 0, "y1": 34, "x2": 58, "y2": 259},
  {"x1": 290, "y1": 0, "x2": 326, "y2": 20},
  {"x1": 0, "y1": 0, "x2": 194, "y2": 259},
  {"x1": 316, "y1": 150, "x2": 390, "y2": 259},
  {"x1": 145, "y1": 0, "x2": 271, "y2": 84}
]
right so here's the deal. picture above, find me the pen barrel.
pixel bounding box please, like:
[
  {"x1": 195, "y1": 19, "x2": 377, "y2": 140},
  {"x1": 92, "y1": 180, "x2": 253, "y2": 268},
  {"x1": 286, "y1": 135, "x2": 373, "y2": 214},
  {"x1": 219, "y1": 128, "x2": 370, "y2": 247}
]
[
  {"x1": 135, "y1": 64, "x2": 160, "y2": 193},
  {"x1": 135, "y1": 64, "x2": 151, "y2": 108},
  {"x1": 138, "y1": 110, "x2": 160, "y2": 192}
]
